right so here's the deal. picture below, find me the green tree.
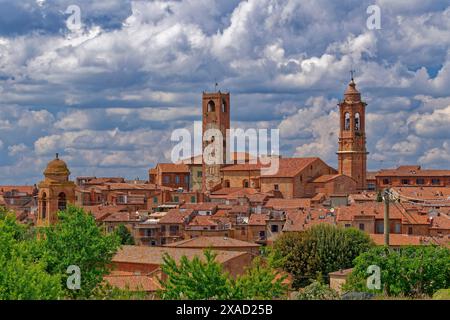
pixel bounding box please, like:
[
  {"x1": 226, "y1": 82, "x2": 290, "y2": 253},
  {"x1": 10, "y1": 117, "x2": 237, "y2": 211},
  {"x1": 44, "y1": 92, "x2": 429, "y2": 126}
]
[
  {"x1": 92, "y1": 283, "x2": 147, "y2": 300},
  {"x1": 158, "y1": 250, "x2": 234, "y2": 300},
  {"x1": 274, "y1": 224, "x2": 373, "y2": 288},
  {"x1": 0, "y1": 209, "x2": 63, "y2": 300},
  {"x1": 295, "y1": 280, "x2": 340, "y2": 300},
  {"x1": 115, "y1": 224, "x2": 135, "y2": 245},
  {"x1": 344, "y1": 245, "x2": 450, "y2": 298},
  {"x1": 40, "y1": 205, "x2": 121, "y2": 299},
  {"x1": 158, "y1": 250, "x2": 288, "y2": 300},
  {"x1": 233, "y1": 256, "x2": 288, "y2": 299}
]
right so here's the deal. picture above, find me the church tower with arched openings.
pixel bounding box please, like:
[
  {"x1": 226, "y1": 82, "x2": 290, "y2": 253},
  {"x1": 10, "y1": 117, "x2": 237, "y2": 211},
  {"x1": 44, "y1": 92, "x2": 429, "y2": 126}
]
[
  {"x1": 337, "y1": 78, "x2": 368, "y2": 190},
  {"x1": 37, "y1": 153, "x2": 76, "y2": 226},
  {"x1": 202, "y1": 91, "x2": 230, "y2": 193}
]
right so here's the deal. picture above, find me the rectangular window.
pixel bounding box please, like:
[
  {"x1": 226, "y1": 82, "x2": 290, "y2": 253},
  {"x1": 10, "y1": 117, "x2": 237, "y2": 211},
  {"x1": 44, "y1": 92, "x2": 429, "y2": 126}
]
[
  {"x1": 271, "y1": 225, "x2": 279, "y2": 233},
  {"x1": 376, "y1": 222, "x2": 383, "y2": 234},
  {"x1": 408, "y1": 227, "x2": 413, "y2": 235},
  {"x1": 401, "y1": 179, "x2": 409, "y2": 185},
  {"x1": 153, "y1": 196, "x2": 158, "y2": 204},
  {"x1": 383, "y1": 178, "x2": 390, "y2": 185},
  {"x1": 197, "y1": 171, "x2": 202, "y2": 178},
  {"x1": 431, "y1": 179, "x2": 440, "y2": 185},
  {"x1": 274, "y1": 184, "x2": 279, "y2": 191},
  {"x1": 169, "y1": 225, "x2": 179, "y2": 235},
  {"x1": 395, "y1": 223, "x2": 401, "y2": 234},
  {"x1": 173, "y1": 196, "x2": 179, "y2": 203},
  {"x1": 345, "y1": 224, "x2": 351, "y2": 228},
  {"x1": 175, "y1": 176, "x2": 180, "y2": 184},
  {"x1": 359, "y1": 223, "x2": 365, "y2": 231},
  {"x1": 416, "y1": 178, "x2": 425, "y2": 185},
  {"x1": 191, "y1": 196, "x2": 196, "y2": 203},
  {"x1": 163, "y1": 176, "x2": 170, "y2": 184}
]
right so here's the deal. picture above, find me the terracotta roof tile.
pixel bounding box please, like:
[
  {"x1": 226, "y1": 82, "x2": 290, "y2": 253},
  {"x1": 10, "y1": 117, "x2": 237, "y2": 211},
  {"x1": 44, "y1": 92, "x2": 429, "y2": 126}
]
[
  {"x1": 113, "y1": 246, "x2": 247, "y2": 265},
  {"x1": 157, "y1": 163, "x2": 190, "y2": 173},
  {"x1": 312, "y1": 174, "x2": 341, "y2": 183},
  {"x1": 248, "y1": 214, "x2": 268, "y2": 226},
  {"x1": 158, "y1": 208, "x2": 194, "y2": 224},
  {"x1": 164, "y1": 236, "x2": 260, "y2": 248},
  {"x1": 369, "y1": 234, "x2": 425, "y2": 246},
  {"x1": 222, "y1": 157, "x2": 324, "y2": 178},
  {"x1": 376, "y1": 167, "x2": 450, "y2": 177},
  {"x1": 0, "y1": 185, "x2": 35, "y2": 194},
  {"x1": 265, "y1": 198, "x2": 311, "y2": 210}
]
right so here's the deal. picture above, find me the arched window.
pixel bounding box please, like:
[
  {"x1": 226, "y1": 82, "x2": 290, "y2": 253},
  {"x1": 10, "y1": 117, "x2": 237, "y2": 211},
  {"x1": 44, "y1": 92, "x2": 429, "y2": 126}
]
[
  {"x1": 58, "y1": 192, "x2": 67, "y2": 211},
  {"x1": 355, "y1": 113, "x2": 361, "y2": 131},
  {"x1": 222, "y1": 99, "x2": 227, "y2": 113},
  {"x1": 344, "y1": 112, "x2": 351, "y2": 131},
  {"x1": 41, "y1": 192, "x2": 47, "y2": 220},
  {"x1": 207, "y1": 100, "x2": 215, "y2": 112}
]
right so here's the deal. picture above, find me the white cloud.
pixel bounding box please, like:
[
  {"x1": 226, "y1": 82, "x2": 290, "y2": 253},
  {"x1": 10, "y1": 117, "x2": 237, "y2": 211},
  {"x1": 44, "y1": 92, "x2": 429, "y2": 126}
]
[
  {"x1": 1, "y1": 0, "x2": 450, "y2": 182},
  {"x1": 8, "y1": 143, "x2": 28, "y2": 156}
]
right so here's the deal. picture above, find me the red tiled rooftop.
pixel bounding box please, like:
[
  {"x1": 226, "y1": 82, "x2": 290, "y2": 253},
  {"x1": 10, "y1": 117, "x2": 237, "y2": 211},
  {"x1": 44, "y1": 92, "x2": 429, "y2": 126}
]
[
  {"x1": 265, "y1": 198, "x2": 311, "y2": 210},
  {"x1": 188, "y1": 215, "x2": 219, "y2": 227},
  {"x1": 392, "y1": 186, "x2": 450, "y2": 201},
  {"x1": 222, "y1": 157, "x2": 323, "y2": 178},
  {"x1": 158, "y1": 208, "x2": 194, "y2": 224},
  {"x1": 157, "y1": 163, "x2": 190, "y2": 173},
  {"x1": 376, "y1": 166, "x2": 450, "y2": 177},
  {"x1": 369, "y1": 234, "x2": 424, "y2": 246},
  {"x1": 83, "y1": 205, "x2": 129, "y2": 222},
  {"x1": 214, "y1": 209, "x2": 230, "y2": 217},
  {"x1": 312, "y1": 174, "x2": 341, "y2": 183},
  {"x1": 113, "y1": 246, "x2": 247, "y2": 265},
  {"x1": 164, "y1": 236, "x2": 260, "y2": 248},
  {"x1": 102, "y1": 211, "x2": 140, "y2": 223},
  {"x1": 0, "y1": 185, "x2": 35, "y2": 194},
  {"x1": 336, "y1": 203, "x2": 403, "y2": 221},
  {"x1": 248, "y1": 214, "x2": 268, "y2": 226}
]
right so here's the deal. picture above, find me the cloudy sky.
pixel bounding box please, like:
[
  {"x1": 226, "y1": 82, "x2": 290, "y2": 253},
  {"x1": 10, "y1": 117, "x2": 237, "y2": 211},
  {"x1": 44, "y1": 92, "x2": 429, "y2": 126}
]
[{"x1": 0, "y1": 0, "x2": 449, "y2": 184}]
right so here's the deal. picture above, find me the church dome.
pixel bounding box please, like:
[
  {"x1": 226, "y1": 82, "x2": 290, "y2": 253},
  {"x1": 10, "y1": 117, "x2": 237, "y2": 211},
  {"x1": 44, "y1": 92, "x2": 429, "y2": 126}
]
[
  {"x1": 344, "y1": 79, "x2": 361, "y2": 102},
  {"x1": 44, "y1": 154, "x2": 70, "y2": 180}
]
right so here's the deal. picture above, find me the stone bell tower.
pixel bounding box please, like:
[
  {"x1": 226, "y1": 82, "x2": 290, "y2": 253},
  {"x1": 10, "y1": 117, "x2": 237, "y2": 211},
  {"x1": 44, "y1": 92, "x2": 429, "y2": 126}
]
[
  {"x1": 37, "y1": 153, "x2": 76, "y2": 226},
  {"x1": 337, "y1": 78, "x2": 368, "y2": 190},
  {"x1": 202, "y1": 91, "x2": 230, "y2": 193}
]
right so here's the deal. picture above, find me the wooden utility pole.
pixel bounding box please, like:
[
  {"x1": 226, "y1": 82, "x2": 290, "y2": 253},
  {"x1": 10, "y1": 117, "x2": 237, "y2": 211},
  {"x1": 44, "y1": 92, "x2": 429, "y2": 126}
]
[{"x1": 383, "y1": 189, "x2": 390, "y2": 246}]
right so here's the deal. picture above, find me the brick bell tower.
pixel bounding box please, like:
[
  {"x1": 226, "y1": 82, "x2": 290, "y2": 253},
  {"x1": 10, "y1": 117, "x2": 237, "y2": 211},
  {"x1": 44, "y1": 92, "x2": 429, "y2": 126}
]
[
  {"x1": 37, "y1": 153, "x2": 76, "y2": 226},
  {"x1": 337, "y1": 77, "x2": 368, "y2": 190},
  {"x1": 202, "y1": 91, "x2": 230, "y2": 193}
]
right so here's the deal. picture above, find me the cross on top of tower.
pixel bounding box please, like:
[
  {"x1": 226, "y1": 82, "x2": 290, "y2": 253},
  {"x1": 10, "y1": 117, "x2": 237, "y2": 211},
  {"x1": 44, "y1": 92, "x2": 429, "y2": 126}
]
[{"x1": 350, "y1": 69, "x2": 356, "y2": 82}]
